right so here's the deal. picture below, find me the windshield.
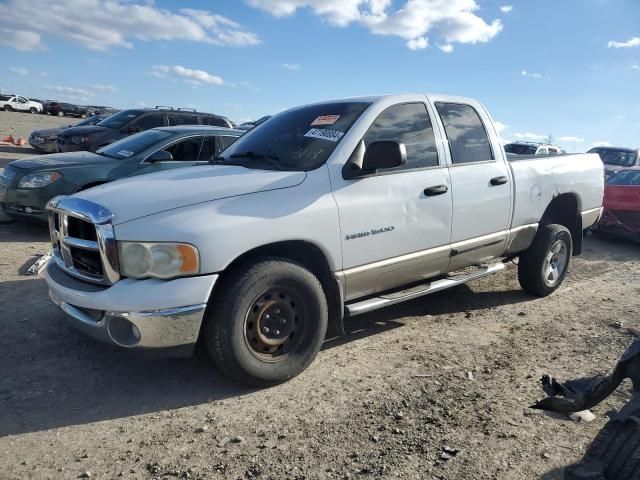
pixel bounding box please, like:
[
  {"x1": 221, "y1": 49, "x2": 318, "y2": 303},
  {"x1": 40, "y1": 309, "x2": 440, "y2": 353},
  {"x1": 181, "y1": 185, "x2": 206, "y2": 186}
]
[
  {"x1": 75, "y1": 115, "x2": 105, "y2": 127},
  {"x1": 590, "y1": 148, "x2": 638, "y2": 167},
  {"x1": 97, "y1": 129, "x2": 172, "y2": 158},
  {"x1": 505, "y1": 144, "x2": 537, "y2": 155},
  {"x1": 607, "y1": 170, "x2": 640, "y2": 186},
  {"x1": 97, "y1": 110, "x2": 143, "y2": 129},
  {"x1": 218, "y1": 102, "x2": 371, "y2": 171}
]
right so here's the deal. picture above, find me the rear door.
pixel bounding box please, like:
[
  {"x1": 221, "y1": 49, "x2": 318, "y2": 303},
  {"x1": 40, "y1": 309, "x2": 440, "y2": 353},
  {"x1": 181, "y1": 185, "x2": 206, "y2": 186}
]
[
  {"x1": 433, "y1": 100, "x2": 512, "y2": 270},
  {"x1": 331, "y1": 101, "x2": 453, "y2": 300}
]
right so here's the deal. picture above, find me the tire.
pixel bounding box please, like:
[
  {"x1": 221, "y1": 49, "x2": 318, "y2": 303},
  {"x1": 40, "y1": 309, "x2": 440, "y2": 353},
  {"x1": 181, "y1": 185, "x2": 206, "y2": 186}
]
[
  {"x1": 29, "y1": 107, "x2": 37, "y2": 114},
  {"x1": 57, "y1": 111, "x2": 64, "y2": 117},
  {"x1": 80, "y1": 113, "x2": 87, "y2": 119},
  {"x1": 518, "y1": 224, "x2": 572, "y2": 297},
  {"x1": 565, "y1": 412, "x2": 640, "y2": 480},
  {"x1": 203, "y1": 258, "x2": 328, "y2": 387},
  {"x1": 4, "y1": 105, "x2": 12, "y2": 112}
]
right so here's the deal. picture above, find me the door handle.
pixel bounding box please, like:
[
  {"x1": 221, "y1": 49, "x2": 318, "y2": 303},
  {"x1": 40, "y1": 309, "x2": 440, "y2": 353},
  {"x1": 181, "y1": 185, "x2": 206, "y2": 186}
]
[
  {"x1": 490, "y1": 176, "x2": 508, "y2": 186},
  {"x1": 423, "y1": 185, "x2": 448, "y2": 196}
]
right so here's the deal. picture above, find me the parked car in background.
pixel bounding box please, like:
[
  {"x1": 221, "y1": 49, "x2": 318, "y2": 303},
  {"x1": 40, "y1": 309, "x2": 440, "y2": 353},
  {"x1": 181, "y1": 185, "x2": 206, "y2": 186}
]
[
  {"x1": 44, "y1": 102, "x2": 94, "y2": 118},
  {"x1": 29, "y1": 115, "x2": 109, "y2": 153},
  {"x1": 41, "y1": 93, "x2": 604, "y2": 385},
  {"x1": 595, "y1": 167, "x2": 640, "y2": 241},
  {"x1": 57, "y1": 107, "x2": 234, "y2": 153},
  {"x1": 587, "y1": 146, "x2": 640, "y2": 178},
  {"x1": 0, "y1": 95, "x2": 44, "y2": 113},
  {"x1": 504, "y1": 142, "x2": 564, "y2": 156},
  {"x1": 237, "y1": 115, "x2": 272, "y2": 131},
  {"x1": 1, "y1": 126, "x2": 241, "y2": 222}
]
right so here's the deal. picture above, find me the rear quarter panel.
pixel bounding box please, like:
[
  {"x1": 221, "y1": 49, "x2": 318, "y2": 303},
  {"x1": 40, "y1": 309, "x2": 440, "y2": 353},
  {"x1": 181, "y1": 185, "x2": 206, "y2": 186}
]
[{"x1": 509, "y1": 153, "x2": 604, "y2": 227}]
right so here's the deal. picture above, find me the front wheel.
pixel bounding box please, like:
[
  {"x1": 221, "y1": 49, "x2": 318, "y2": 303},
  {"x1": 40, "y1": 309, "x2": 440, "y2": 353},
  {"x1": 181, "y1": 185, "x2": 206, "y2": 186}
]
[
  {"x1": 57, "y1": 111, "x2": 64, "y2": 117},
  {"x1": 29, "y1": 107, "x2": 37, "y2": 114},
  {"x1": 518, "y1": 224, "x2": 572, "y2": 297},
  {"x1": 203, "y1": 259, "x2": 328, "y2": 386}
]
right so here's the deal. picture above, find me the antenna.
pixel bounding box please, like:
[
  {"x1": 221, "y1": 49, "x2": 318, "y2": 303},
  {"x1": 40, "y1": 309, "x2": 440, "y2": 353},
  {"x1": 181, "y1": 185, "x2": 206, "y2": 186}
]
[{"x1": 196, "y1": 105, "x2": 214, "y2": 162}]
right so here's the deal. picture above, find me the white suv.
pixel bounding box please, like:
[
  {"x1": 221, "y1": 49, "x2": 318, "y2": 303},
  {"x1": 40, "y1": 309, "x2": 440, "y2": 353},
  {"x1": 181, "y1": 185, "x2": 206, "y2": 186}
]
[{"x1": 0, "y1": 95, "x2": 44, "y2": 114}]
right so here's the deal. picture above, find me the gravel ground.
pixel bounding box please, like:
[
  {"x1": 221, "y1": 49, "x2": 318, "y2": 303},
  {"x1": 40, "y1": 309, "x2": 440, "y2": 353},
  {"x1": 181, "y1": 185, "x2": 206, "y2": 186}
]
[{"x1": 1, "y1": 112, "x2": 640, "y2": 480}]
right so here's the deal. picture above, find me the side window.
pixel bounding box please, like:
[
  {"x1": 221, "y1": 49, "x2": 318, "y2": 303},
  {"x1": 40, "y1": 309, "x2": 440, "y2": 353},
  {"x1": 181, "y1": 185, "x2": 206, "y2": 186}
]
[
  {"x1": 18, "y1": 97, "x2": 27, "y2": 104},
  {"x1": 164, "y1": 137, "x2": 204, "y2": 162},
  {"x1": 217, "y1": 135, "x2": 238, "y2": 154},
  {"x1": 201, "y1": 115, "x2": 230, "y2": 127},
  {"x1": 168, "y1": 114, "x2": 198, "y2": 126},
  {"x1": 134, "y1": 113, "x2": 164, "y2": 131},
  {"x1": 363, "y1": 102, "x2": 439, "y2": 170},
  {"x1": 537, "y1": 147, "x2": 548, "y2": 155},
  {"x1": 196, "y1": 136, "x2": 217, "y2": 161},
  {"x1": 435, "y1": 102, "x2": 494, "y2": 164}
]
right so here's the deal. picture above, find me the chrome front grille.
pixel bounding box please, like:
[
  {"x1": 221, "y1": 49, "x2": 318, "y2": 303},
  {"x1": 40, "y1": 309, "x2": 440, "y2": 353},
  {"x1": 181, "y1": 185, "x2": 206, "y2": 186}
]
[{"x1": 47, "y1": 196, "x2": 120, "y2": 285}]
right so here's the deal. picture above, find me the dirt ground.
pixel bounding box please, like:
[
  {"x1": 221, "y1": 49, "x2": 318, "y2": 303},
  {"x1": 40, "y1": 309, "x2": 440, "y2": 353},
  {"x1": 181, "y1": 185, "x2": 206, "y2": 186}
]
[
  {"x1": 0, "y1": 109, "x2": 72, "y2": 169},
  {"x1": 1, "y1": 114, "x2": 640, "y2": 480}
]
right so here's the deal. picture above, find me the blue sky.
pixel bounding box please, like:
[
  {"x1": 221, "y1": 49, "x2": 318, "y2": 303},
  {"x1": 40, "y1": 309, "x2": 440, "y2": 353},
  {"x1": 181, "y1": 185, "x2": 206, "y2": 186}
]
[{"x1": 0, "y1": 0, "x2": 638, "y2": 151}]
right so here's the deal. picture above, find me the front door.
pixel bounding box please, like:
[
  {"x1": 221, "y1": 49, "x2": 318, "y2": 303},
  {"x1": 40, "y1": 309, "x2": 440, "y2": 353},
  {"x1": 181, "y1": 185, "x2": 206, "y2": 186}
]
[
  {"x1": 433, "y1": 101, "x2": 512, "y2": 270},
  {"x1": 331, "y1": 102, "x2": 453, "y2": 301}
]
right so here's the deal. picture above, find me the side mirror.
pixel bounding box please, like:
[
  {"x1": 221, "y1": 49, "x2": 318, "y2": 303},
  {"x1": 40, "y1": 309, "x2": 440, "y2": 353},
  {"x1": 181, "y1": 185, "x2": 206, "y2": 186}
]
[
  {"x1": 342, "y1": 140, "x2": 407, "y2": 179},
  {"x1": 147, "y1": 150, "x2": 173, "y2": 163}
]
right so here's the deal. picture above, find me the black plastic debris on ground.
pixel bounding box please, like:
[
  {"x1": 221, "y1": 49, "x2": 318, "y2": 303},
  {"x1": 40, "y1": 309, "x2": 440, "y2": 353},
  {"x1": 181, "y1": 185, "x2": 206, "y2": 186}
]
[{"x1": 532, "y1": 338, "x2": 640, "y2": 479}]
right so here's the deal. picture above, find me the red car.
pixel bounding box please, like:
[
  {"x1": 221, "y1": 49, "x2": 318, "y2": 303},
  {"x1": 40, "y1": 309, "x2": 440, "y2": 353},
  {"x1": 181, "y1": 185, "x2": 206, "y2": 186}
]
[{"x1": 596, "y1": 167, "x2": 640, "y2": 240}]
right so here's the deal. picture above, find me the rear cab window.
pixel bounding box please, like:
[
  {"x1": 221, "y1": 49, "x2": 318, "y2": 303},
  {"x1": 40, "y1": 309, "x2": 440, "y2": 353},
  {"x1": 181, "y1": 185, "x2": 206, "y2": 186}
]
[
  {"x1": 435, "y1": 102, "x2": 494, "y2": 164},
  {"x1": 363, "y1": 102, "x2": 439, "y2": 171},
  {"x1": 607, "y1": 170, "x2": 640, "y2": 186}
]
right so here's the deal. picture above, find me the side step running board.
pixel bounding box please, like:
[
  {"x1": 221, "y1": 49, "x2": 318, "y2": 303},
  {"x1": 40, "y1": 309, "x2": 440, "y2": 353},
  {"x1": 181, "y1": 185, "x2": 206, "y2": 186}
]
[{"x1": 345, "y1": 262, "x2": 506, "y2": 317}]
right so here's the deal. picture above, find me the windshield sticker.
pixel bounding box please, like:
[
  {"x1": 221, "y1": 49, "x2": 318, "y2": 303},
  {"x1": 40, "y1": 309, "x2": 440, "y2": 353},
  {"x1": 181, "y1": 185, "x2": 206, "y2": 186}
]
[
  {"x1": 311, "y1": 115, "x2": 340, "y2": 126},
  {"x1": 304, "y1": 128, "x2": 344, "y2": 142},
  {"x1": 116, "y1": 150, "x2": 134, "y2": 157},
  {"x1": 127, "y1": 114, "x2": 136, "y2": 118}
]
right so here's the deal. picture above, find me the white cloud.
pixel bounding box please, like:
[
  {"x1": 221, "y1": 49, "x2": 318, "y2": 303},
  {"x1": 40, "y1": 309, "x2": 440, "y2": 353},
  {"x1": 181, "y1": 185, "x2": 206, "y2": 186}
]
[
  {"x1": 500, "y1": 5, "x2": 513, "y2": 13},
  {"x1": 246, "y1": 0, "x2": 503, "y2": 51},
  {"x1": 408, "y1": 37, "x2": 429, "y2": 50},
  {"x1": 494, "y1": 121, "x2": 509, "y2": 135},
  {"x1": 558, "y1": 136, "x2": 584, "y2": 143},
  {"x1": 592, "y1": 141, "x2": 612, "y2": 147},
  {"x1": 632, "y1": 65, "x2": 640, "y2": 71},
  {"x1": 514, "y1": 132, "x2": 547, "y2": 141},
  {"x1": 282, "y1": 63, "x2": 302, "y2": 71},
  {"x1": 0, "y1": 28, "x2": 41, "y2": 51},
  {"x1": 45, "y1": 85, "x2": 95, "y2": 103},
  {"x1": 150, "y1": 65, "x2": 226, "y2": 86},
  {"x1": 438, "y1": 43, "x2": 454, "y2": 53},
  {"x1": 521, "y1": 69, "x2": 544, "y2": 79},
  {"x1": 0, "y1": 0, "x2": 261, "y2": 52},
  {"x1": 608, "y1": 37, "x2": 640, "y2": 49},
  {"x1": 90, "y1": 84, "x2": 117, "y2": 92},
  {"x1": 8, "y1": 67, "x2": 28, "y2": 76}
]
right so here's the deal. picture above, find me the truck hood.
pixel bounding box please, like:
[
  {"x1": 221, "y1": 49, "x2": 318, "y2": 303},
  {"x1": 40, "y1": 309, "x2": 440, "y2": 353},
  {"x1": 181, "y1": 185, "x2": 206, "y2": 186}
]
[
  {"x1": 9, "y1": 151, "x2": 109, "y2": 170},
  {"x1": 74, "y1": 165, "x2": 307, "y2": 225}
]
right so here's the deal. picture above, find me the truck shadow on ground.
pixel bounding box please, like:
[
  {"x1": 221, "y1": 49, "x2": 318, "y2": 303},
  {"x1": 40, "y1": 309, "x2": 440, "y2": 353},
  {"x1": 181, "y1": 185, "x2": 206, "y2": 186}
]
[{"x1": 0, "y1": 274, "x2": 533, "y2": 437}]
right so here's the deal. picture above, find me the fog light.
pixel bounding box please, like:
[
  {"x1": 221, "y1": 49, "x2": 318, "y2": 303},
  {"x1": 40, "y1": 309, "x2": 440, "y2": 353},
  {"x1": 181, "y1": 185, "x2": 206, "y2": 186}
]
[{"x1": 107, "y1": 316, "x2": 141, "y2": 347}]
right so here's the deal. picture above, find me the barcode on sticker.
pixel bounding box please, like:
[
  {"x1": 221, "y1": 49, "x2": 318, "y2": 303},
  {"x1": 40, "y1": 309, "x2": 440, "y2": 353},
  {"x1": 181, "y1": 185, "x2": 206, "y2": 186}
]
[{"x1": 304, "y1": 128, "x2": 344, "y2": 142}]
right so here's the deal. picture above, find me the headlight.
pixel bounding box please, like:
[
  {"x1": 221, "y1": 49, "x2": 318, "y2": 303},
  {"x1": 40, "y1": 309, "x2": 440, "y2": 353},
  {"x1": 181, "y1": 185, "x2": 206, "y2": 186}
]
[
  {"x1": 18, "y1": 171, "x2": 62, "y2": 188},
  {"x1": 117, "y1": 242, "x2": 200, "y2": 280},
  {"x1": 71, "y1": 136, "x2": 88, "y2": 145}
]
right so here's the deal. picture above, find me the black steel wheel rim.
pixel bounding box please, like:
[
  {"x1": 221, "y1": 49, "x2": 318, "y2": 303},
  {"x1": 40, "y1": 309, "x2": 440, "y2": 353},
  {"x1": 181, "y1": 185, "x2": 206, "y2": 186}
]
[{"x1": 243, "y1": 286, "x2": 306, "y2": 362}]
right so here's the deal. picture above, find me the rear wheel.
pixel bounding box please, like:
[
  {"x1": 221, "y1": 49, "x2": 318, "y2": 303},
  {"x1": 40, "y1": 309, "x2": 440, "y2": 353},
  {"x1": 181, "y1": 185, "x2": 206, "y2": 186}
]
[
  {"x1": 57, "y1": 111, "x2": 64, "y2": 117},
  {"x1": 203, "y1": 258, "x2": 328, "y2": 386},
  {"x1": 518, "y1": 224, "x2": 572, "y2": 297},
  {"x1": 4, "y1": 105, "x2": 13, "y2": 112},
  {"x1": 80, "y1": 113, "x2": 87, "y2": 119}
]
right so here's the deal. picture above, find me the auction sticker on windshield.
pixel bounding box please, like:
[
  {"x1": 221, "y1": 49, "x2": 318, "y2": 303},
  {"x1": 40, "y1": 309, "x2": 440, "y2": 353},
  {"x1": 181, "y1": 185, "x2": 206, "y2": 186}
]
[
  {"x1": 116, "y1": 150, "x2": 134, "y2": 157},
  {"x1": 304, "y1": 128, "x2": 344, "y2": 142},
  {"x1": 311, "y1": 115, "x2": 340, "y2": 126}
]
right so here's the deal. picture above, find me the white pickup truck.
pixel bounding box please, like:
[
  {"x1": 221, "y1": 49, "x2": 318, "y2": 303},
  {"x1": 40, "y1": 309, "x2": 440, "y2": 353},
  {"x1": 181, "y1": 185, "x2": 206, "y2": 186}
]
[
  {"x1": 0, "y1": 94, "x2": 43, "y2": 113},
  {"x1": 44, "y1": 94, "x2": 604, "y2": 386}
]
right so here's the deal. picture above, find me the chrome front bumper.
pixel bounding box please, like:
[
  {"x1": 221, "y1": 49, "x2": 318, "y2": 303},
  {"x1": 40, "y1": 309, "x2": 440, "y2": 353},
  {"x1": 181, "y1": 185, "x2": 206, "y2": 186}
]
[{"x1": 45, "y1": 261, "x2": 217, "y2": 352}]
